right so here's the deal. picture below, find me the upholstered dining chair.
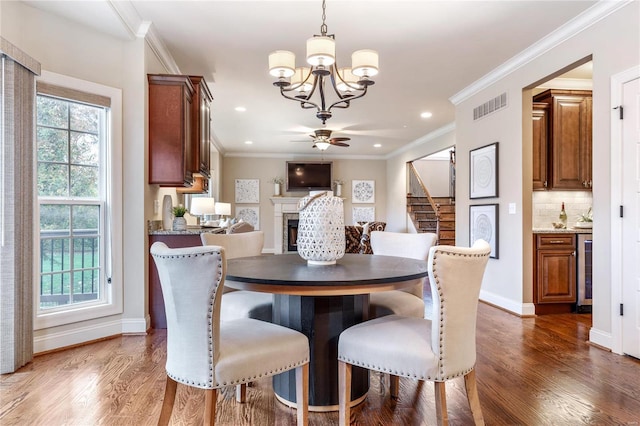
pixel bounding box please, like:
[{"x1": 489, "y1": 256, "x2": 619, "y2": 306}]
[
  {"x1": 150, "y1": 243, "x2": 309, "y2": 426},
  {"x1": 338, "y1": 240, "x2": 491, "y2": 426},
  {"x1": 200, "y1": 231, "x2": 272, "y2": 323},
  {"x1": 369, "y1": 231, "x2": 437, "y2": 318},
  {"x1": 201, "y1": 231, "x2": 272, "y2": 403}
]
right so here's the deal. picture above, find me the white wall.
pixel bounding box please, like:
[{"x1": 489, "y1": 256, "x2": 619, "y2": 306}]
[
  {"x1": 412, "y1": 158, "x2": 452, "y2": 197},
  {"x1": 451, "y1": 2, "x2": 640, "y2": 346}
]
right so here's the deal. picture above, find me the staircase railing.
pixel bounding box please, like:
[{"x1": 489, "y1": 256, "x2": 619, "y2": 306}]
[{"x1": 407, "y1": 162, "x2": 441, "y2": 238}]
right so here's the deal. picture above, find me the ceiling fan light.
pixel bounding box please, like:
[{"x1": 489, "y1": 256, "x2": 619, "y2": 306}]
[
  {"x1": 291, "y1": 67, "x2": 313, "y2": 92},
  {"x1": 315, "y1": 141, "x2": 331, "y2": 151},
  {"x1": 352, "y1": 49, "x2": 379, "y2": 77},
  {"x1": 336, "y1": 67, "x2": 362, "y2": 91},
  {"x1": 306, "y1": 36, "x2": 336, "y2": 67},
  {"x1": 269, "y1": 50, "x2": 296, "y2": 78}
]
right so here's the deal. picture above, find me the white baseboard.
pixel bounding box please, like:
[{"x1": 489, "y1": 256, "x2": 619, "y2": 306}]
[
  {"x1": 479, "y1": 289, "x2": 536, "y2": 316},
  {"x1": 122, "y1": 315, "x2": 150, "y2": 334},
  {"x1": 589, "y1": 328, "x2": 613, "y2": 352},
  {"x1": 34, "y1": 317, "x2": 148, "y2": 353}
]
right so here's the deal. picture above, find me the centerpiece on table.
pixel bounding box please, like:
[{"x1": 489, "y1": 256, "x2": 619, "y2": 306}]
[{"x1": 296, "y1": 191, "x2": 345, "y2": 265}]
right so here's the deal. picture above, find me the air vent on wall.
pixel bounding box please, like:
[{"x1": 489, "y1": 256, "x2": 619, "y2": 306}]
[{"x1": 473, "y1": 92, "x2": 507, "y2": 120}]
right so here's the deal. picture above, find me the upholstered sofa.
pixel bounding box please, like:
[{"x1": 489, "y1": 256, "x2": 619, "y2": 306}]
[{"x1": 344, "y1": 221, "x2": 387, "y2": 254}]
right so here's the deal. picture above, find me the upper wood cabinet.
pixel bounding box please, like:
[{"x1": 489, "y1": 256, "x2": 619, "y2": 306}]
[
  {"x1": 189, "y1": 75, "x2": 213, "y2": 178},
  {"x1": 532, "y1": 89, "x2": 592, "y2": 191},
  {"x1": 148, "y1": 74, "x2": 213, "y2": 189}
]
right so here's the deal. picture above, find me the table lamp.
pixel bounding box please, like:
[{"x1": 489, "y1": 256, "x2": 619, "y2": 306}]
[
  {"x1": 215, "y1": 202, "x2": 231, "y2": 227},
  {"x1": 190, "y1": 197, "x2": 216, "y2": 227}
]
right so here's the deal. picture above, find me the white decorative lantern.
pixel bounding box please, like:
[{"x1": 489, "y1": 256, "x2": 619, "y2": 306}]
[{"x1": 297, "y1": 191, "x2": 345, "y2": 265}]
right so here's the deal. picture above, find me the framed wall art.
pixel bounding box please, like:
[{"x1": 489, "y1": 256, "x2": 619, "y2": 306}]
[
  {"x1": 236, "y1": 206, "x2": 260, "y2": 229},
  {"x1": 469, "y1": 142, "x2": 498, "y2": 199},
  {"x1": 352, "y1": 206, "x2": 375, "y2": 224},
  {"x1": 469, "y1": 203, "x2": 498, "y2": 259},
  {"x1": 352, "y1": 180, "x2": 375, "y2": 203},
  {"x1": 235, "y1": 178, "x2": 260, "y2": 203}
]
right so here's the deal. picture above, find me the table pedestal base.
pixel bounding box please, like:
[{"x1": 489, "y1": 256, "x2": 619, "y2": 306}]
[{"x1": 272, "y1": 294, "x2": 370, "y2": 411}]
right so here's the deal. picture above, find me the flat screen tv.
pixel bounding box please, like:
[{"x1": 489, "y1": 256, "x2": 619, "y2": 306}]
[{"x1": 286, "y1": 161, "x2": 332, "y2": 192}]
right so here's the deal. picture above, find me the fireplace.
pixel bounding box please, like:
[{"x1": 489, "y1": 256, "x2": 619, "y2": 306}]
[
  {"x1": 287, "y1": 219, "x2": 299, "y2": 252},
  {"x1": 282, "y1": 213, "x2": 300, "y2": 253}
]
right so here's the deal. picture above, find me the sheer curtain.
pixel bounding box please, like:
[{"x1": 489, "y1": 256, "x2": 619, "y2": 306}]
[{"x1": 1, "y1": 37, "x2": 40, "y2": 373}]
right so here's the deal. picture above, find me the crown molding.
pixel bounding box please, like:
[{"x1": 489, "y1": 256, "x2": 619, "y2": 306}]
[
  {"x1": 108, "y1": 0, "x2": 180, "y2": 74},
  {"x1": 449, "y1": 0, "x2": 632, "y2": 105}
]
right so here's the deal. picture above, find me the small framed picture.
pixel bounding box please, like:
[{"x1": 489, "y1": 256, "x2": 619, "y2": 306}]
[
  {"x1": 352, "y1": 206, "x2": 375, "y2": 223},
  {"x1": 235, "y1": 179, "x2": 260, "y2": 203},
  {"x1": 352, "y1": 180, "x2": 375, "y2": 203},
  {"x1": 469, "y1": 142, "x2": 498, "y2": 199},
  {"x1": 235, "y1": 206, "x2": 260, "y2": 230},
  {"x1": 469, "y1": 204, "x2": 498, "y2": 258}
]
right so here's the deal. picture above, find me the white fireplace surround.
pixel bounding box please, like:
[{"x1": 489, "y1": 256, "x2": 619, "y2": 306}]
[{"x1": 270, "y1": 197, "x2": 301, "y2": 254}]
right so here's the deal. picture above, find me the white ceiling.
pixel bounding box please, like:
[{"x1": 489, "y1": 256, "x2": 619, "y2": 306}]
[{"x1": 23, "y1": 0, "x2": 597, "y2": 157}]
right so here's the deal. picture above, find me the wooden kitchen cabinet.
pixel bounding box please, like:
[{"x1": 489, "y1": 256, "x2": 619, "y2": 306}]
[
  {"x1": 188, "y1": 75, "x2": 213, "y2": 178},
  {"x1": 148, "y1": 74, "x2": 194, "y2": 186},
  {"x1": 148, "y1": 74, "x2": 213, "y2": 190},
  {"x1": 532, "y1": 102, "x2": 549, "y2": 190},
  {"x1": 533, "y1": 233, "x2": 576, "y2": 314},
  {"x1": 532, "y1": 89, "x2": 592, "y2": 191}
]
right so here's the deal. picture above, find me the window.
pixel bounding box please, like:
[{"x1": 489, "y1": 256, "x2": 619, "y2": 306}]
[{"x1": 34, "y1": 72, "x2": 122, "y2": 329}]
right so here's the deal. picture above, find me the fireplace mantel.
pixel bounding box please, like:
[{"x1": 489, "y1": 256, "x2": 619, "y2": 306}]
[{"x1": 270, "y1": 197, "x2": 301, "y2": 254}]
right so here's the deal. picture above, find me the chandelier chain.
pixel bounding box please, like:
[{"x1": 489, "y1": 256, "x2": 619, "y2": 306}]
[{"x1": 320, "y1": 0, "x2": 327, "y2": 36}]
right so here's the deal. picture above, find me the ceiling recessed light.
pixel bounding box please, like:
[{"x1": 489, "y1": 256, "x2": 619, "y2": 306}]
[
  {"x1": 244, "y1": 140, "x2": 253, "y2": 145},
  {"x1": 420, "y1": 112, "x2": 433, "y2": 119},
  {"x1": 235, "y1": 106, "x2": 247, "y2": 112},
  {"x1": 373, "y1": 143, "x2": 382, "y2": 148}
]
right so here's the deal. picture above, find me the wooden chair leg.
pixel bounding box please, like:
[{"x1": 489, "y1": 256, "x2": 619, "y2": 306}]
[
  {"x1": 158, "y1": 376, "x2": 178, "y2": 426},
  {"x1": 464, "y1": 369, "x2": 485, "y2": 426},
  {"x1": 390, "y1": 374, "x2": 400, "y2": 399},
  {"x1": 434, "y1": 381, "x2": 448, "y2": 426},
  {"x1": 203, "y1": 389, "x2": 217, "y2": 426},
  {"x1": 338, "y1": 361, "x2": 352, "y2": 426},
  {"x1": 235, "y1": 384, "x2": 246, "y2": 403},
  {"x1": 296, "y1": 363, "x2": 309, "y2": 426}
]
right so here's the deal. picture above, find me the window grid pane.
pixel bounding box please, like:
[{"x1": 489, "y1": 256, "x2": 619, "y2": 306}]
[{"x1": 37, "y1": 92, "x2": 106, "y2": 311}]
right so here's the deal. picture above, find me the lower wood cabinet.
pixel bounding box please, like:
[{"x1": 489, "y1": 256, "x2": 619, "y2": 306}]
[
  {"x1": 149, "y1": 234, "x2": 203, "y2": 329},
  {"x1": 533, "y1": 233, "x2": 576, "y2": 314}
]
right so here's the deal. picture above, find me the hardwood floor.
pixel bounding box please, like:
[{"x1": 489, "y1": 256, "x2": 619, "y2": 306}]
[{"x1": 2, "y1": 303, "x2": 639, "y2": 425}]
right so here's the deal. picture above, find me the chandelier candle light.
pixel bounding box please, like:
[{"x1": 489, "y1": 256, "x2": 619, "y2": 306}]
[{"x1": 268, "y1": 0, "x2": 379, "y2": 124}]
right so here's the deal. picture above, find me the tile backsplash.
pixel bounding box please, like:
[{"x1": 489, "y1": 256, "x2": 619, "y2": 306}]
[{"x1": 532, "y1": 191, "x2": 593, "y2": 228}]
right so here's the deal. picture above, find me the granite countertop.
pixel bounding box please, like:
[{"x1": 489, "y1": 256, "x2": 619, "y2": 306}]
[
  {"x1": 533, "y1": 227, "x2": 593, "y2": 234},
  {"x1": 149, "y1": 227, "x2": 225, "y2": 236}
]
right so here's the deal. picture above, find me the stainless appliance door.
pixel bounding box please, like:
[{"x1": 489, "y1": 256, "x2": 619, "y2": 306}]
[{"x1": 577, "y1": 233, "x2": 592, "y2": 312}]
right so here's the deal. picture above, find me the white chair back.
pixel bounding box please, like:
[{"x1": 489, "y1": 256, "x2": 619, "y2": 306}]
[
  {"x1": 201, "y1": 231, "x2": 264, "y2": 259},
  {"x1": 150, "y1": 242, "x2": 225, "y2": 387},
  {"x1": 428, "y1": 239, "x2": 490, "y2": 378},
  {"x1": 370, "y1": 231, "x2": 437, "y2": 297}
]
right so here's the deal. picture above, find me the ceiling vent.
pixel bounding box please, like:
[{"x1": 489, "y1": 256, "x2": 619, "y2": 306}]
[{"x1": 473, "y1": 92, "x2": 507, "y2": 120}]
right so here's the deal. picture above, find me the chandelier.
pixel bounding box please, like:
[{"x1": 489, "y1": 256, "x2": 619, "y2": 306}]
[{"x1": 268, "y1": 0, "x2": 379, "y2": 124}]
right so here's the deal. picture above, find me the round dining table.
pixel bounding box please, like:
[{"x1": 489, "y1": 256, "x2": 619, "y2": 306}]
[{"x1": 225, "y1": 252, "x2": 429, "y2": 412}]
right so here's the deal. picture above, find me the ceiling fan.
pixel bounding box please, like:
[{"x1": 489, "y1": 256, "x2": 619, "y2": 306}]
[{"x1": 308, "y1": 129, "x2": 350, "y2": 150}]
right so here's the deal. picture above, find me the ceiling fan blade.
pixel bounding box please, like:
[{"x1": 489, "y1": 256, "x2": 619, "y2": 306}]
[
  {"x1": 331, "y1": 141, "x2": 350, "y2": 147},
  {"x1": 330, "y1": 137, "x2": 350, "y2": 142}
]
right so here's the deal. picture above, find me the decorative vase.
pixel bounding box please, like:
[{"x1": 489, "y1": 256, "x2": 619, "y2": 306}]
[
  {"x1": 296, "y1": 191, "x2": 345, "y2": 265},
  {"x1": 335, "y1": 183, "x2": 342, "y2": 197},
  {"x1": 172, "y1": 216, "x2": 187, "y2": 231},
  {"x1": 274, "y1": 183, "x2": 281, "y2": 196},
  {"x1": 162, "y1": 195, "x2": 173, "y2": 231}
]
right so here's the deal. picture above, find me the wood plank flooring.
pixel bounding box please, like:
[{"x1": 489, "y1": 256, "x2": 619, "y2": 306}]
[{"x1": 2, "y1": 303, "x2": 639, "y2": 425}]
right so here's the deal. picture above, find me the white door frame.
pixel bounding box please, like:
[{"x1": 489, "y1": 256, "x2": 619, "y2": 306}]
[{"x1": 609, "y1": 64, "x2": 640, "y2": 355}]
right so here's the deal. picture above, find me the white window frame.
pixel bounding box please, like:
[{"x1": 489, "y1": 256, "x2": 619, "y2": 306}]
[{"x1": 34, "y1": 71, "x2": 123, "y2": 330}]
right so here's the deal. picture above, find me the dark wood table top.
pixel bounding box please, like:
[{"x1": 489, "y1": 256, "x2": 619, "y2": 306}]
[{"x1": 225, "y1": 253, "x2": 429, "y2": 296}]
